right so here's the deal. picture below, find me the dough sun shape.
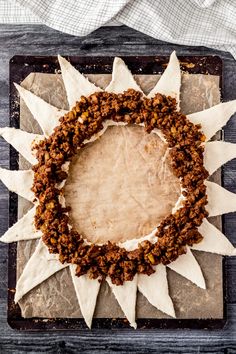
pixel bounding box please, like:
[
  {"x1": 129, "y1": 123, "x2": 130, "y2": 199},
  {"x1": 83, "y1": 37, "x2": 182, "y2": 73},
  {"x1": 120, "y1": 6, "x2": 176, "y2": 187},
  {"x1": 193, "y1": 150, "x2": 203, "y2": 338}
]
[{"x1": 1, "y1": 52, "x2": 236, "y2": 329}]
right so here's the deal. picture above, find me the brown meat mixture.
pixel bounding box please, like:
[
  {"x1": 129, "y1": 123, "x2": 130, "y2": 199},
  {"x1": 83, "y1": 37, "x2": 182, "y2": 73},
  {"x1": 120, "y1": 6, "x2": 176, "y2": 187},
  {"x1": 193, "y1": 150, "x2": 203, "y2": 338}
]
[{"x1": 32, "y1": 89, "x2": 209, "y2": 285}]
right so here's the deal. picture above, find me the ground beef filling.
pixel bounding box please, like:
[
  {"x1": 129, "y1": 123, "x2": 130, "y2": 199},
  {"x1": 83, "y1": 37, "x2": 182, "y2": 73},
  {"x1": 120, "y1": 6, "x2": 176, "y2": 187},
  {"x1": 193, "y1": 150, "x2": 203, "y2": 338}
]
[{"x1": 32, "y1": 89, "x2": 208, "y2": 285}]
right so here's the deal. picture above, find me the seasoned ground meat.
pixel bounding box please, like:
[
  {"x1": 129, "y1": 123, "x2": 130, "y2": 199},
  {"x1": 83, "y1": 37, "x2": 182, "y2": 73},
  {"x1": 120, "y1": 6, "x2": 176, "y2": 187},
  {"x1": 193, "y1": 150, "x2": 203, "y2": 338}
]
[{"x1": 32, "y1": 89, "x2": 208, "y2": 285}]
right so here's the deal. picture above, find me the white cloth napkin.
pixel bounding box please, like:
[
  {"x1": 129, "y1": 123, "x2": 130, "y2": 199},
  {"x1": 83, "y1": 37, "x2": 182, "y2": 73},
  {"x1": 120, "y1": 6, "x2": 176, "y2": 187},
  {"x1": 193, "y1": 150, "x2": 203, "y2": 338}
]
[{"x1": 0, "y1": 0, "x2": 235, "y2": 58}]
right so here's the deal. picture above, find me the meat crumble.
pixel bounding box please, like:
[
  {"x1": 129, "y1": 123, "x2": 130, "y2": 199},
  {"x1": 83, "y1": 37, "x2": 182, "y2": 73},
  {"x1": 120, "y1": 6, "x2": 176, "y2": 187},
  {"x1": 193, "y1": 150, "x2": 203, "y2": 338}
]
[{"x1": 32, "y1": 89, "x2": 208, "y2": 285}]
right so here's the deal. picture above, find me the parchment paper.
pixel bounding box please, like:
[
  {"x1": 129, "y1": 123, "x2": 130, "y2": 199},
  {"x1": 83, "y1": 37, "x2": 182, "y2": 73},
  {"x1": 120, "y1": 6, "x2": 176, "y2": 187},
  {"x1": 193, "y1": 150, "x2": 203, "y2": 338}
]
[
  {"x1": 17, "y1": 70, "x2": 223, "y2": 319},
  {"x1": 65, "y1": 125, "x2": 180, "y2": 243}
]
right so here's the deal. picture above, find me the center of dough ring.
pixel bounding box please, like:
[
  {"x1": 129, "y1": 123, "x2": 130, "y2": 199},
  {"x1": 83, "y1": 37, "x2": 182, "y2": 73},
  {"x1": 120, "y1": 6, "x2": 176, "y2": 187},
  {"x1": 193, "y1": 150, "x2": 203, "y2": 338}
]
[{"x1": 64, "y1": 125, "x2": 181, "y2": 244}]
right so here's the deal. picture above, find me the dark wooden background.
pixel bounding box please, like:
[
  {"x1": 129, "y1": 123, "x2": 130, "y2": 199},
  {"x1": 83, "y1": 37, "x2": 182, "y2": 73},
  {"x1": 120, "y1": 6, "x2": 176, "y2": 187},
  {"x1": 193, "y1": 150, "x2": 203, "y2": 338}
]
[{"x1": 0, "y1": 24, "x2": 236, "y2": 353}]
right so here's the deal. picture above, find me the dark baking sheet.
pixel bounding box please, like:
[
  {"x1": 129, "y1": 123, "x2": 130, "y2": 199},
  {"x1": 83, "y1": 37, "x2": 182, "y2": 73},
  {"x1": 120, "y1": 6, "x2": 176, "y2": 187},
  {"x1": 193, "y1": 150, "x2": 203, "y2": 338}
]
[{"x1": 8, "y1": 54, "x2": 226, "y2": 331}]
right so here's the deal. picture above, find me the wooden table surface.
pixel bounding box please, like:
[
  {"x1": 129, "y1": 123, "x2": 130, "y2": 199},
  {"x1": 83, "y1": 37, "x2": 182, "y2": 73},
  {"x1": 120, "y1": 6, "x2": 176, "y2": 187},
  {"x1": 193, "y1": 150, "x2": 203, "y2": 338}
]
[{"x1": 0, "y1": 24, "x2": 236, "y2": 353}]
